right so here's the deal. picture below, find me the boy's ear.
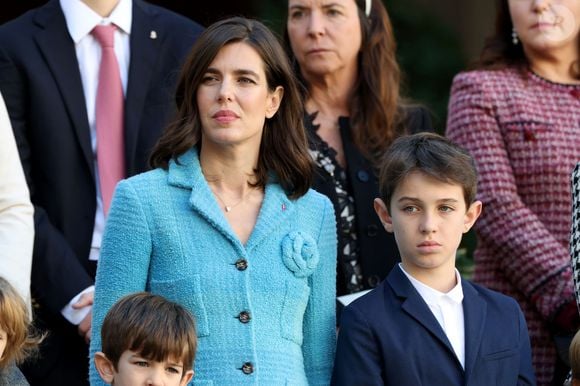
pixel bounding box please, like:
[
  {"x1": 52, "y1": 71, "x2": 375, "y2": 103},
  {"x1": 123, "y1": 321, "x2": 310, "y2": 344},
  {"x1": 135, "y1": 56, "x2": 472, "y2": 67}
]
[
  {"x1": 180, "y1": 369, "x2": 194, "y2": 386},
  {"x1": 94, "y1": 352, "x2": 116, "y2": 384},
  {"x1": 374, "y1": 198, "x2": 394, "y2": 233},
  {"x1": 463, "y1": 200, "x2": 482, "y2": 233}
]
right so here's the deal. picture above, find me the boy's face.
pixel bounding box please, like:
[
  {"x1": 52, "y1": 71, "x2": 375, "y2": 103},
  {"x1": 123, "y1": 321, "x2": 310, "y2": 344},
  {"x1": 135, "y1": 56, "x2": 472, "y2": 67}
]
[
  {"x1": 374, "y1": 171, "x2": 481, "y2": 285},
  {"x1": 95, "y1": 350, "x2": 194, "y2": 386}
]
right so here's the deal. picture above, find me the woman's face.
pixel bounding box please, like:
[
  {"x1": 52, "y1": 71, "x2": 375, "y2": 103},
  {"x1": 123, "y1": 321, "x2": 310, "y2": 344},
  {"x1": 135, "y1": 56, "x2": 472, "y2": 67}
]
[
  {"x1": 509, "y1": 0, "x2": 580, "y2": 57},
  {"x1": 0, "y1": 326, "x2": 6, "y2": 360},
  {"x1": 287, "y1": 0, "x2": 362, "y2": 80},
  {"x1": 196, "y1": 42, "x2": 283, "y2": 150}
]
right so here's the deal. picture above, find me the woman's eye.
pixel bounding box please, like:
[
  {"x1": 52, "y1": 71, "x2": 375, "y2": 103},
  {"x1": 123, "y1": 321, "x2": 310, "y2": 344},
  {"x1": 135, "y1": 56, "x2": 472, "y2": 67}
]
[
  {"x1": 201, "y1": 75, "x2": 218, "y2": 84},
  {"x1": 290, "y1": 10, "x2": 305, "y2": 20},
  {"x1": 238, "y1": 77, "x2": 256, "y2": 84},
  {"x1": 326, "y1": 8, "x2": 341, "y2": 16}
]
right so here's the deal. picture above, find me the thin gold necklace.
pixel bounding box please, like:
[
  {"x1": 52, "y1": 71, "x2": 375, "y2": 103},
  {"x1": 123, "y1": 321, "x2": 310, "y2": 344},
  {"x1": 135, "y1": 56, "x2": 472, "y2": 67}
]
[{"x1": 211, "y1": 188, "x2": 252, "y2": 212}]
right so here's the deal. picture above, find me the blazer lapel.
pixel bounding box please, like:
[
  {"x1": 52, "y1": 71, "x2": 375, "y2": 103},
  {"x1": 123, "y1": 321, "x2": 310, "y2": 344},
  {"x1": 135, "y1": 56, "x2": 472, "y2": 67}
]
[
  {"x1": 124, "y1": 0, "x2": 159, "y2": 174},
  {"x1": 461, "y1": 280, "x2": 487, "y2": 382},
  {"x1": 388, "y1": 268, "x2": 459, "y2": 362},
  {"x1": 33, "y1": 1, "x2": 94, "y2": 177}
]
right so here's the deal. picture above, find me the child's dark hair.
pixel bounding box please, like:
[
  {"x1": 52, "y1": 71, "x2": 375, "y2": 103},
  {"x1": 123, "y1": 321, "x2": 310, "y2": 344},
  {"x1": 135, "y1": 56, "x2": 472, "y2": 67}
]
[
  {"x1": 0, "y1": 277, "x2": 44, "y2": 368},
  {"x1": 101, "y1": 292, "x2": 197, "y2": 371},
  {"x1": 378, "y1": 132, "x2": 478, "y2": 210}
]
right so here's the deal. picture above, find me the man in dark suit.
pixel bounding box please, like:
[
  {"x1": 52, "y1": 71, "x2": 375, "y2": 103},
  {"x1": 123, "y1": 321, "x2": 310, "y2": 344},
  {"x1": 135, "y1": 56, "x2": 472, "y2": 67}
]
[
  {"x1": 0, "y1": 1, "x2": 203, "y2": 384},
  {"x1": 332, "y1": 133, "x2": 536, "y2": 386}
]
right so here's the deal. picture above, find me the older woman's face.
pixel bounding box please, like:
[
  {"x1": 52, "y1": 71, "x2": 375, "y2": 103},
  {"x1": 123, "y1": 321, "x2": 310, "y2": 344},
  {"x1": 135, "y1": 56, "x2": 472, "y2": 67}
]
[
  {"x1": 287, "y1": 0, "x2": 362, "y2": 80},
  {"x1": 509, "y1": 0, "x2": 580, "y2": 57}
]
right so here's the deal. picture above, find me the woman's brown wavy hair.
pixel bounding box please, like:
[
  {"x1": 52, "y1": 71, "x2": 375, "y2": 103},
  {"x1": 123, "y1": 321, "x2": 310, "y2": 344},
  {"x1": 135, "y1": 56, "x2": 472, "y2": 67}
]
[
  {"x1": 475, "y1": 0, "x2": 579, "y2": 79},
  {"x1": 285, "y1": 0, "x2": 407, "y2": 163},
  {"x1": 150, "y1": 17, "x2": 313, "y2": 199}
]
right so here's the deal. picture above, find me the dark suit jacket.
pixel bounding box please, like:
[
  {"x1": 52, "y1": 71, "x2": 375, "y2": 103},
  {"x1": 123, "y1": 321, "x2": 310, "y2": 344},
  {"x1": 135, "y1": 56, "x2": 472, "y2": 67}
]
[
  {"x1": 307, "y1": 108, "x2": 433, "y2": 296},
  {"x1": 0, "y1": 1, "x2": 202, "y2": 384},
  {"x1": 332, "y1": 267, "x2": 536, "y2": 386}
]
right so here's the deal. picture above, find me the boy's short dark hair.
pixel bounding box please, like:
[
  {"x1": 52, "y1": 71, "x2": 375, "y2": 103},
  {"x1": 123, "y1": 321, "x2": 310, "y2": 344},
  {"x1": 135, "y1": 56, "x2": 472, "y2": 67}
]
[
  {"x1": 101, "y1": 292, "x2": 197, "y2": 371},
  {"x1": 378, "y1": 132, "x2": 478, "y2": 210}
]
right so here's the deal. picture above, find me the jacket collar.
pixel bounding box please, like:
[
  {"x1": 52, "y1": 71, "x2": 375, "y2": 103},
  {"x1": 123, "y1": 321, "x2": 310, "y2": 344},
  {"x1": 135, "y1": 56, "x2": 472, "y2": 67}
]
[{"x1": 167, "y1": 148, "x2": 296, "y2": 252}]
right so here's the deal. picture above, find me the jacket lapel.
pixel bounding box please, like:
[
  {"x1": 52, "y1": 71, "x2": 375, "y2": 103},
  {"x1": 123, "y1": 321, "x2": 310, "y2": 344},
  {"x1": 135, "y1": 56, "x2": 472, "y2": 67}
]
[
  {"x1": 388, "y1": 268, "x2": 459, "y2": 363},
  {"x1": 167, "y1": 149, "x2": 295, "y2": 253},
  {"x1": 33, "y1": 1, "x2": 94, "y2": 177},
  {"x1": 124, "y1": 0, "x2": 159, "y2": 174},
  {"x1": 461, "y1": 280, "x2": 487, "y2": 383}
]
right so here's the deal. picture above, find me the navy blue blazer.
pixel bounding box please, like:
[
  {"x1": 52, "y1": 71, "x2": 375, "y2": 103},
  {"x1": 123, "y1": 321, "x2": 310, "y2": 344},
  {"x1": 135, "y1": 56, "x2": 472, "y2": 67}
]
[
  {"x1": 332, "y1": 266, "x2": 536, "y2": 386},
  {"x1": 0, "y1": 1, "x2": 202, "y2": 385}
]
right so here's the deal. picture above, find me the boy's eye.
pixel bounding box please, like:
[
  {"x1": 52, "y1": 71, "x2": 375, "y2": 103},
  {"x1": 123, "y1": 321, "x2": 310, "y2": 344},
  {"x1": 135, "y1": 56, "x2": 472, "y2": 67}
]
[
  {"x1": 439, "y1": 205, "x2": 454, "y2": 213},
  {"x1": 134, "y1": 361, "x2": 149, "y2": 367},
  {"x1": 166, "y1": 366, "x2": 181, "y2": 374},
  {"x1": 402, "y1": 206, "x2": 418, "y2": 213}
]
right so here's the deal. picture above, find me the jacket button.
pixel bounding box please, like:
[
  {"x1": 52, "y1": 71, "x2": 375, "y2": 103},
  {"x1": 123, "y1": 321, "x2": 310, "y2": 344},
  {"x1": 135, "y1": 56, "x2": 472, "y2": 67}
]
[
  {"x1": 235, "y1": 259, "x2": 248, "y2": 271},
  {"x1": 366, "y1": 224, "x2": 378, "y2": 237},
  {"x1": 367, "y1": 275, "x2": 380, "y2": 288},
  {"x1": 238, "y1": 311, "x2": 251, "y2": 324},
  {"x1": 357, "y1": 170, "x2": 370, "y2": 182},
  {"x1": 241, "y1": 362, "x2": 254, "y2": 375}
]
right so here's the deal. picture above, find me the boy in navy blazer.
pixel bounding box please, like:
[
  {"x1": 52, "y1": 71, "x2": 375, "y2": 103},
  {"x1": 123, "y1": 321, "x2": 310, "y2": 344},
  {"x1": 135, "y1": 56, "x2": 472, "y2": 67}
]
[{"x1": 331, "y1": 133, "x2": 536, "y2": 386}]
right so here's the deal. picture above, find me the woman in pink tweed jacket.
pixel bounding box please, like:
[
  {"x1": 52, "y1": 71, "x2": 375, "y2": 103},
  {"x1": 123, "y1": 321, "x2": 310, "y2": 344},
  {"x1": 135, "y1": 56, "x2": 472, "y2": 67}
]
[{"x1": 446, "y1": 0, "x2": 580, "y2": 385}]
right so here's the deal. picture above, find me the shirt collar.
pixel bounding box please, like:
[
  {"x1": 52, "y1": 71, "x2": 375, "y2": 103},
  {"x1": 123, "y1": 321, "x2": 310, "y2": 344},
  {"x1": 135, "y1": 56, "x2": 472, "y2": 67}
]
[
  {"x1": 60, "y1": 0, "x2": 133, "y2": 43},
  {"x1": 399, "y1": 264, "x2": 464, "y2": 305}
]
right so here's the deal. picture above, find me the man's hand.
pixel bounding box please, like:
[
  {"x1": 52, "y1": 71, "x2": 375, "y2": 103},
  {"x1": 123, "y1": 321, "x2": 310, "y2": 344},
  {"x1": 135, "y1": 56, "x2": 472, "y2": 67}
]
[{"x1": 73, "y1": 291, "x2": 93, "y2": 343}]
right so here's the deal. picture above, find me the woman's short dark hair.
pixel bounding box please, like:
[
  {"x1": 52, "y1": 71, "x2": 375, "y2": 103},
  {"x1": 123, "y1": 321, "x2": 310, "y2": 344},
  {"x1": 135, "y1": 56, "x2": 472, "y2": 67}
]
[
  {"x1": 150, "y1": 17, "x2": 313, "y2": 199},
  {"x1": 475, "y1": 0, "x2": 579, "y2": 79}
]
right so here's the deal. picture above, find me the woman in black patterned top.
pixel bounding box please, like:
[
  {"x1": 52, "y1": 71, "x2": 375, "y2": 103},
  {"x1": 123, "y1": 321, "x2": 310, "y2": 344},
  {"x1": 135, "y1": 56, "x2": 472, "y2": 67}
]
[{"x1": 285, "y1": 0, "x2": 433, "y2": 297}]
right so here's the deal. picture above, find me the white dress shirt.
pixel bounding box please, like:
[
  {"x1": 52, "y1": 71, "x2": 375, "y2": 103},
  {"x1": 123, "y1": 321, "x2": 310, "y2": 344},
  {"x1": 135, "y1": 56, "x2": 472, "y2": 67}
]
[
  {"x1": 399, "y1": 264, "x2": 466, "y2": 368},
  {"x1": 59, "y1": 0, "x2": 132, "y2": 324}
]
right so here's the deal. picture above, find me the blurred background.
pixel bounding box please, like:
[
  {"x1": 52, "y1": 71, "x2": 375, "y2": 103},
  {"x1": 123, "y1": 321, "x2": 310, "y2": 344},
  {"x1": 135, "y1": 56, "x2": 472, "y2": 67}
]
[{"x1": 2, "y1": 0, "x2": 495, "y2": 275}]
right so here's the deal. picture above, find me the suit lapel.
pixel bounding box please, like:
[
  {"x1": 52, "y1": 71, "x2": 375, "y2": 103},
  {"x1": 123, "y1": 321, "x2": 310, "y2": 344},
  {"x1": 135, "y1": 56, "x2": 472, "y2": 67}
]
[
  {"x1": 124, "y1": 0, "x2": 159, "y2": 174},
  {"x1": 33, "y1": 1, "x2": 94, "y2": 177},
  {"x1": 462, "y1": 280, "x2": 487, "y2": 382},
  {"x1": 388, "y1": 268, "x2": 459, "y2": 364}
]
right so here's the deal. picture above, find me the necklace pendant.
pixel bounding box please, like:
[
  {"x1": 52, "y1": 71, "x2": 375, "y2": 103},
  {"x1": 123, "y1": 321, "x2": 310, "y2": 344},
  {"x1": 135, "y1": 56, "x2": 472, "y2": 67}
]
[{"x1": 225, "y1": 206, "x2": 232, "y2": 212}]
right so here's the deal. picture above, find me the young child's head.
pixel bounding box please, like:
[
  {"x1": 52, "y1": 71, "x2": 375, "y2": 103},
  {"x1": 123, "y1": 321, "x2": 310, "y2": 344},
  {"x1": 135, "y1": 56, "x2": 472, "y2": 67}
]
[
  {"x1": 373, "y1": 133, "x2": 482, "y2": 284},
  {"x1": 0, "y1": 277, "x2": 42, "y2": 369},
  {"x1": 570, "y1": 329, "x2": 580, "y2": 385},
  {"x1": 94, "y1": 292, "x2": 197, "y2": 386}
]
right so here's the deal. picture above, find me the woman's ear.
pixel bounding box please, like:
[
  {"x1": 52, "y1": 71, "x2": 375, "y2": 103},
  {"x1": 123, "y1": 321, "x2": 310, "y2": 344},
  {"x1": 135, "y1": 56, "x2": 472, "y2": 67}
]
[
  {"x1": 374, "y1": 198, "x2": 394, "y2": 233},
  {"x1": 265, "y1": 86, "x2": 284, "y2": 119},
  {"x1": 94, "y1": 352, "x2": 116, "y2": 384}
]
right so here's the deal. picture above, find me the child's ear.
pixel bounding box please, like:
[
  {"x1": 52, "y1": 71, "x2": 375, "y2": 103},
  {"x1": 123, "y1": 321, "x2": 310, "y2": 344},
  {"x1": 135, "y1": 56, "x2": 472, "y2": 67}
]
[
  {"x1": 94, "y1": 352, "x2": 116, "y2": 384},
  {"x1": 180, "y1": 369, "x2": 194, "y2": 386},
  {"x1": 463, "y1": 200, "x2": 482, "y2": 233},
  {"x1": 374, "y1": 198, "x2": 394, "y2": 233}
]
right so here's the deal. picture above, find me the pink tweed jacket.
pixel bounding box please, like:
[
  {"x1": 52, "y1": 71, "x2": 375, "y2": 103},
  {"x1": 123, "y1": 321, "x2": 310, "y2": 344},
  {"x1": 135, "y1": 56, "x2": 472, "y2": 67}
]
[{"x1": 446, "y1": 68, "x2": 580, "y2": 385}]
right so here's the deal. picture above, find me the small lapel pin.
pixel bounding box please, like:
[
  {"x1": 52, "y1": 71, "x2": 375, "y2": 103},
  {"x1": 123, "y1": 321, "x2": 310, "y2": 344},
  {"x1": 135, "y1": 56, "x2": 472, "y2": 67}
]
[
  {"x1": 282, "y1": 203, "x2": 287, "y2": 211},
  {"x1": 150, "y1": 30, "x2": 157, "y2": 39}
]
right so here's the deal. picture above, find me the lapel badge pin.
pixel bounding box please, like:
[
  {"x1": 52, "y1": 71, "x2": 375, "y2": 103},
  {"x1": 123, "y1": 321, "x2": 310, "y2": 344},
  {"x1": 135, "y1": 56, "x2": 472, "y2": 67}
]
[
  {"x1": 282, "y1": 203, "x2": 287, "y2": 211},
  {"x1": 150, "y1": 30, "x2": 157, "y2": 39}
]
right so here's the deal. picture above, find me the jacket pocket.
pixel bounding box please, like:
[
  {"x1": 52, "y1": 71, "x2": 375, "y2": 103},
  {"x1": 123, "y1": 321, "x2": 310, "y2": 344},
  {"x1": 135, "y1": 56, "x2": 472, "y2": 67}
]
[
  {"x1": 149, "y1": 274, "x2": 210, "y2": 337},
  {"x1": 482, "y1": 348, "x2": 517, "y2": 361},
  {"x1": 280, "y1": 279, "x2": 311, "y2": 345}
]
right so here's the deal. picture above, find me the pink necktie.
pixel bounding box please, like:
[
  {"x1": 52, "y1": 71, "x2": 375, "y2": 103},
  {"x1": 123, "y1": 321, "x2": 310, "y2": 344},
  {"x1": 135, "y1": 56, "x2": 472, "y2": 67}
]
[{"x1": 92, "y1": 24, "x2": 125, "y2": 216}]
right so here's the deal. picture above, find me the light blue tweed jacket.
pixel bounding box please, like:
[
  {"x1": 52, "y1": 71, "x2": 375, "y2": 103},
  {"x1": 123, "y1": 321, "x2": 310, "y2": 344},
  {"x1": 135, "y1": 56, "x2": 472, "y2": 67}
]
[{"x1": 89, "y1": 148, "x2": 337, "y2": 385}]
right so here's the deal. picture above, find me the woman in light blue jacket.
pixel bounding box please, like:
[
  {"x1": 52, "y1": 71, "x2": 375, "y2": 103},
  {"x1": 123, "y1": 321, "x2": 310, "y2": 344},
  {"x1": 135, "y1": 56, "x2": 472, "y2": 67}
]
[{"x1": 89, "y1": 17, "x2": 337, "y2": 386}]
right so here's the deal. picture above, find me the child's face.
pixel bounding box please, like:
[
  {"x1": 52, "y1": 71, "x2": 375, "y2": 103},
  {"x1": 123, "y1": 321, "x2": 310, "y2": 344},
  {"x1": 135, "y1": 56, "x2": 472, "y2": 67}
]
[
  {"x1": 374, "y1": 171, "x2": 481, "y2": 283},
  {"x1": 95, "y1": 350, "x2": 194, "y2": 386},
  {"x1": 0, "y1": 327, "x2": 6, "y2": 360}
]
